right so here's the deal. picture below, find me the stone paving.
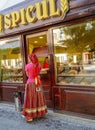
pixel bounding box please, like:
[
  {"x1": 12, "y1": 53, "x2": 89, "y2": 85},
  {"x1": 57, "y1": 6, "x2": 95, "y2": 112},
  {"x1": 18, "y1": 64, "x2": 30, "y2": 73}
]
[{"x1": 0, "y1": 104, "x2": 95, "y2": 130}]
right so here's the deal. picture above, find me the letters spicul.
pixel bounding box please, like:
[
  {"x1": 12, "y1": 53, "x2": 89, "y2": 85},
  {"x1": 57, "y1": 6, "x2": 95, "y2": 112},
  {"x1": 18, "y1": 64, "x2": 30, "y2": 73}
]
[{"x1": 0, "y1": 0, "x2": 69, "y2": 32}]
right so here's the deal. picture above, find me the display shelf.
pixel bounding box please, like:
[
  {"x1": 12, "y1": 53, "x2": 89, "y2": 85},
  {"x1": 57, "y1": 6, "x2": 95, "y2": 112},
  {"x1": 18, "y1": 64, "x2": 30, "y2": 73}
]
[
  {"x1": 57, "y1": 64, "x2": 83, "y2": 75},
  {"x1": 57, "y1": 73, "x2": 95, "y2": 85},
  {"x1": 1, "y1": 68, "x2": 23, "y2": 83},
  {"x1": 58, "y1": 74, "x2": 95, "y2": 76},
  {"x1": 57, "y1": 63, "x2": 95, "y2": 85}
]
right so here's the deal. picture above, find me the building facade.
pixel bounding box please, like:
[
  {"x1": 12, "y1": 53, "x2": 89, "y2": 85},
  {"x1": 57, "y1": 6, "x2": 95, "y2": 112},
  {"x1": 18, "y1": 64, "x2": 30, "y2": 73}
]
[{"x1": 0, "y1": 0, "x2": 95, "y2": 115}]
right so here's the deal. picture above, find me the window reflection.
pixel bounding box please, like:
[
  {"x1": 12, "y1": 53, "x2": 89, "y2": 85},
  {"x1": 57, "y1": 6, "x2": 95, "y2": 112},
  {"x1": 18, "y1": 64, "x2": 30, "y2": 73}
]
[
  {"x1": 0, "y1": 37, "x2": 23, "y2": 83},
  {"x1": 53, "y1": 20, "x2": 95, "y2": 86}
]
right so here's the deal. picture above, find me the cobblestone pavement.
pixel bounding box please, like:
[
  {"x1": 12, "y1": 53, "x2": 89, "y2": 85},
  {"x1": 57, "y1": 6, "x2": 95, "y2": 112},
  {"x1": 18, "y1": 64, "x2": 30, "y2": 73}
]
[{"x1": 0, "y1": 104, "x2": 95, "y2": 130}]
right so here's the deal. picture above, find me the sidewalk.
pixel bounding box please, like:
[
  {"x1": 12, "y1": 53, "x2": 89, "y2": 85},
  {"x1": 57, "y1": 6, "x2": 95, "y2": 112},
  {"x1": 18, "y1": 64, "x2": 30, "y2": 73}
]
[{"x1": 0, "y1": 103, "x2": 95, "y2": 130}]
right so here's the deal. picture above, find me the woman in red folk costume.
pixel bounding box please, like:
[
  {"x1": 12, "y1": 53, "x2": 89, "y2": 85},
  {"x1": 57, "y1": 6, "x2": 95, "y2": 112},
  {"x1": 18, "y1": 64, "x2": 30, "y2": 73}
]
[
  {"x1": 22, "y1": 54, "x2": 47, "y2": 122},
  {"x1": 43, "y1": 57, "x2": 49, "y2": 68}
]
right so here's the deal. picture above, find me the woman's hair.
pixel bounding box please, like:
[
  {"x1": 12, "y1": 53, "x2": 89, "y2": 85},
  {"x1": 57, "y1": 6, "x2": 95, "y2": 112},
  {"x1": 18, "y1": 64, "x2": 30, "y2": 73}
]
[
  {"x1": 29, "y1": 54, "x2": 38, "y2": 65},
  {"x1": 44, "y1": 57, "x2": 48, "y2": 62}
]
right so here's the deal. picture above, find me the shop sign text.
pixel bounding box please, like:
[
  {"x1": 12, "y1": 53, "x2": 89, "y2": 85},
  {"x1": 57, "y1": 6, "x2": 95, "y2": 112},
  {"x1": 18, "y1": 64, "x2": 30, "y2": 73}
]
[{"x1": 0, "y1": 0, "x2": 69, "y2": 32}]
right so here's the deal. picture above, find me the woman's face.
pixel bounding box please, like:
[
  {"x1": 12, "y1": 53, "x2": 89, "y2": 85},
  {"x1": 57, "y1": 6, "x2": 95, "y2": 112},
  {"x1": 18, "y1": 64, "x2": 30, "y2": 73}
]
[{"x1": 45, "y1": 57, "x2": 48, "y2": 62}]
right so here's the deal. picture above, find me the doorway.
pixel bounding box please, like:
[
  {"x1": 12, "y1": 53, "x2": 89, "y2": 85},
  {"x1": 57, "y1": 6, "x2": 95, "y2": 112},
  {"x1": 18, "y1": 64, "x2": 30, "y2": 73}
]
[{"x1": 26, "y1": 32, "x2": 53, "y2": 108}]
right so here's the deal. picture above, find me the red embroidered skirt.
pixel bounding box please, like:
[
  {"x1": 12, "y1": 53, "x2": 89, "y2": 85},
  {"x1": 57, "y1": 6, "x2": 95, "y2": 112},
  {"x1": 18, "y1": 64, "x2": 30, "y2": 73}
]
[{"x1": 22, "y1": 83, "x2": 47, "y2": 119}]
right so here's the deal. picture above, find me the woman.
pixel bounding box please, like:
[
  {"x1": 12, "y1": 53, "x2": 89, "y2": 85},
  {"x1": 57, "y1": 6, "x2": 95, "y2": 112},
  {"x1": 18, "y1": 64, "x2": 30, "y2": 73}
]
[
  {"x1": 43, "y1": 57, "x2": 49, "y2": 68},
  {"x1": 22, "y1": 54, "x2": 47, "y2": 122}
]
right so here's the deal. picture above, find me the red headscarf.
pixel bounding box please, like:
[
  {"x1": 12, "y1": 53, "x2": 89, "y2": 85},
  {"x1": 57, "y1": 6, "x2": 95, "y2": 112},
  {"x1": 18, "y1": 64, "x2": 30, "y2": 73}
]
[{"x1": 29, "y1": 54, "x2": 38, "y2": 65}]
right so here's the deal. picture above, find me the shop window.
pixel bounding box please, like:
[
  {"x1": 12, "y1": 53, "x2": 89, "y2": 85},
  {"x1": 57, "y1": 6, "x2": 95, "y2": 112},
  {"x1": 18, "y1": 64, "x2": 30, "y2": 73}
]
[
  {"x1": 0, "y1": 37, "x2": 23, "y2": 83},
  {"x1": 53, "y1": 20, "x2": 95, "y2": 86}
]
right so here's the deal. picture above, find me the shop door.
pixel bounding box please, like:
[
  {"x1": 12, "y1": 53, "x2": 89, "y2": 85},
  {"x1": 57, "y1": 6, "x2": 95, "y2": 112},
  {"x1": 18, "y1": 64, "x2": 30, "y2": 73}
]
[{"x1": 26, "y1": 32, "x2": 53, "y2": 108}]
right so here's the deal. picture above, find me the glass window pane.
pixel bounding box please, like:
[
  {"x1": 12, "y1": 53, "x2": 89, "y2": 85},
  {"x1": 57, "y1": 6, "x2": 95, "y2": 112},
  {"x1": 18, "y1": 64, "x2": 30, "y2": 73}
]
[
  {"x1": 0, "y1": 37, "x2": 23, "y2": 83},
  {"x1": 53, "y1": 20, "x2": 95, "y2": 86}
]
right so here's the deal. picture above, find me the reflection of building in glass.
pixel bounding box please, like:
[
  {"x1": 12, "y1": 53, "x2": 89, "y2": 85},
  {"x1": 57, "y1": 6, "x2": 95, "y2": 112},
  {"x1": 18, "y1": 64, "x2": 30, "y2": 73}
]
[
  {"x1": 0, "y1": 37, "x2": 23, "y2": 83},
  {"x1": 53, "y1": 20, "x2": 95, "y2": 86}
]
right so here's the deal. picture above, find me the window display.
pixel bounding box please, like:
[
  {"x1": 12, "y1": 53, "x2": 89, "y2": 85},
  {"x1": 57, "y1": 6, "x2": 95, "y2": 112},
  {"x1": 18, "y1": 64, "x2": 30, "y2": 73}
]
[
  {"x1": 0, "y1": 37, "x2": 23, "y2": 83},
  {"x1": 53, "y1": 20, "x2": 95, "y2": 86}
]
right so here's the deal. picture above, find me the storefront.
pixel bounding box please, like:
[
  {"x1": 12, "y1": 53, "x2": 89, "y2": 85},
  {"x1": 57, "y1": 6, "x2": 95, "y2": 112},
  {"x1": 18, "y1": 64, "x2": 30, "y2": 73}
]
[{"x1": 0, "y1": 0, "x2": 95, "y2": 115}]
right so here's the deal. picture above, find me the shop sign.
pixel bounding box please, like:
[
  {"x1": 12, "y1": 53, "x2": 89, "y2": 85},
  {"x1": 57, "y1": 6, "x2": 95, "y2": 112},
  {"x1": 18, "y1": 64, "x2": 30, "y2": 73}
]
[{"x1": 0, "y1": 0, "x2": 69, "y2": 33}]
